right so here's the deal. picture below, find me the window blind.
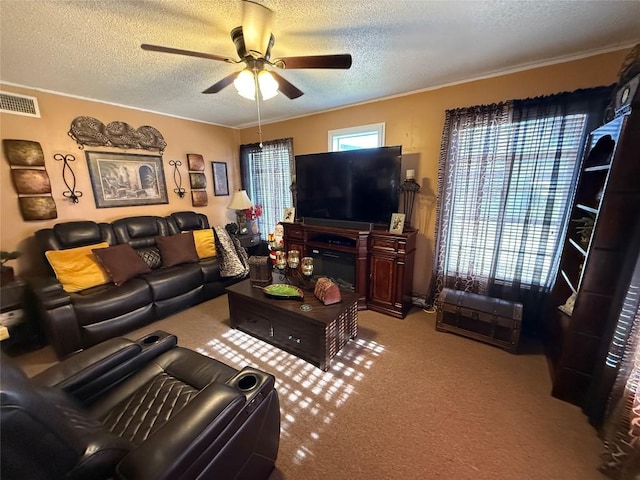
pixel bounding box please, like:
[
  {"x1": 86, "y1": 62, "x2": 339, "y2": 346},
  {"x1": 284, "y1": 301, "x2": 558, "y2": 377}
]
[
  {"x1": 445, "y1": 111, "x2": 588, "y2": 288},
  {"x1": 240, "y1": 138, "x2": 294, "y2": 235}
]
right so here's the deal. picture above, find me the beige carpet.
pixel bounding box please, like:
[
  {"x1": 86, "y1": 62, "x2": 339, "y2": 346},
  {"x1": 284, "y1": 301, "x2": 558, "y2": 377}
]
[{"x1": 14, "y1": 295, "x2": 606, "y2": 480}]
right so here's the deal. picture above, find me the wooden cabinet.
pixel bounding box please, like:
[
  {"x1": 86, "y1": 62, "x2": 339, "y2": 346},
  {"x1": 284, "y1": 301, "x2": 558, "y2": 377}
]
[
  {"x1": 282, "y1": 222, "x2": 417, "y2": 317},
  {"x1": 281, "y1": 223, "x2": 305, "y2": 258},
  {"x1": 546, "y1": 108, "x2": 640, "y2": 406},
  {"x1": 368, "y1": 232, "x2": 416, "y2": 318}
]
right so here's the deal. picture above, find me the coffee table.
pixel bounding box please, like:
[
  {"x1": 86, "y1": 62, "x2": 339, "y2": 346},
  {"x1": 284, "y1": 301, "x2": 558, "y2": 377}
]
[{"x1": 225, "y1": 280, "x2": 358, "y2": 371}]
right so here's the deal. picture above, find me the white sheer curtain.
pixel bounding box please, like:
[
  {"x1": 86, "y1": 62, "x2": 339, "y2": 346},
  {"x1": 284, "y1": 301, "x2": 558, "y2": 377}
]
[{"x1": 239, "y1": 138, "x2": 294, "y2": 236}]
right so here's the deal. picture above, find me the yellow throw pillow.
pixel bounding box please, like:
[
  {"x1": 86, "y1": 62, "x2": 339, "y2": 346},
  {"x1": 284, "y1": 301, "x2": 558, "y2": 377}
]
[
  {"x1": 192, "y1": 229, "x2": 216, "y2": 259},
  {"x1": 45, "y1": 242, "x2": 111, "y2": 293}
]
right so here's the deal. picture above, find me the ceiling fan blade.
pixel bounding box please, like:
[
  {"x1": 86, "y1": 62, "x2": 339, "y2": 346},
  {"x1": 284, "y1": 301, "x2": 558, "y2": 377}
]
[
  {"x1": 141, "y1": 43, "x2": 235, "y2": 63},
  {"x1": 202, "y1": 72, "x2": 240, "y2": 94},
  {"x1": 274, "y1": 54, "x2": 352, "y2": 69},
  {"x1": 242, "y1": 0, "x2": 273, "y2": 55},
  {"x1": 270, "y1": 71, "x2": 303, "y2": 99}
]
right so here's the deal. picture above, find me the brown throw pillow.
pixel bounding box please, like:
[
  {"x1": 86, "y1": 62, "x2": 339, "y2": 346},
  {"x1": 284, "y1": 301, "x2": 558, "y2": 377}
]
[
  {"x1": 92, "y1": 244, "x2": 151, "y2": 286},
  {"x1": 156, "y1": 232, "x2": 199, "y2": 267}
]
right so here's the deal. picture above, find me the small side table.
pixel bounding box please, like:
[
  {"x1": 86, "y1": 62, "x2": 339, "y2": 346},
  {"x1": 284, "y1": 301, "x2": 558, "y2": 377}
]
[
  {"x1": 235, "y1": 232, "x2": 263, "y2": 256},
  {"x1": 1, "y1": 278, "x2": 43, "y2": 354}
]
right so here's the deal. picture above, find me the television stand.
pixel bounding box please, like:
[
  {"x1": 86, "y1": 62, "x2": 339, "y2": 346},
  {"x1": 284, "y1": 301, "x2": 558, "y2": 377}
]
[{"x1": 282, "y1": 222, "x2": 417, "y2": 318}]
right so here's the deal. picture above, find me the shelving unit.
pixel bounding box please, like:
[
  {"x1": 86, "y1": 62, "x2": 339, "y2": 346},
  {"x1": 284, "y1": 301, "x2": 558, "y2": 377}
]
[{"x1": 546, "y1": 107, "x2": 640, "y2": 406}]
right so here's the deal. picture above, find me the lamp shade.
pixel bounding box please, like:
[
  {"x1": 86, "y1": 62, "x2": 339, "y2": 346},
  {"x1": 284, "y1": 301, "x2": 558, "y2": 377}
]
[
  {"x1": 234, "y1": 69, "x2": 256, "y2": 100},
  {"x1": 258, "y1": 70, "x2": 279, "y2": 100},
  {"x1": 228, "y1": 190, "x2": 253, "y2": 210}
]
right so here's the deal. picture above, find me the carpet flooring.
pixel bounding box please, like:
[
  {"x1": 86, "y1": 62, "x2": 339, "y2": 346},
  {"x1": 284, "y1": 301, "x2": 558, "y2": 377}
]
[{"x1": 13, "y1": 294, "x2": 607, "y2": 480}]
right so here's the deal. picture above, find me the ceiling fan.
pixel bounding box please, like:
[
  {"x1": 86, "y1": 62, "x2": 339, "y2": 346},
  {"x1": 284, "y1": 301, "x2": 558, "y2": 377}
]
[{"x1": 141, "y1": 0, "x2": 352, "y2": 100}]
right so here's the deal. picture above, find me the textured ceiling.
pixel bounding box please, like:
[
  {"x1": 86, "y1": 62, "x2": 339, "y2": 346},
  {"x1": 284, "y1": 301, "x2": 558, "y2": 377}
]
[{"x1": 1, "y1": 1, "x2": 639, "y2": 129}]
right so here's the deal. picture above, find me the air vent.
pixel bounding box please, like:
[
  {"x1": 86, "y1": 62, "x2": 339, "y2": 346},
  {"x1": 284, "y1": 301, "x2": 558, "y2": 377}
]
[{"x1": 0, "y1": 91, "x2": 40, "y2": 118}]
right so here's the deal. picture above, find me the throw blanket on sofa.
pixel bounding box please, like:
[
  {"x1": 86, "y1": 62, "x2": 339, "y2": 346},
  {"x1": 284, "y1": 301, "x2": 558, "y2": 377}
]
[{"x1": 213, "y1": 225, "x2": 250, "y2": 278}]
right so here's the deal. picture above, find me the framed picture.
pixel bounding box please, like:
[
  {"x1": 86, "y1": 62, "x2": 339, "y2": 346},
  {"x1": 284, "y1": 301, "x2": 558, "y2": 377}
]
[
  {"x1": 283, "y1": 207, "x2": 295, "y2": 223},
  {"x1": 212, "y1": 161, "x2": 229, "y2": 196},
  {"x1": 389, "y1": 213, "x2": 406, "y2": 234},
  {"x1": 85, "y1": 151, "x2": 168, "y2": 208}
]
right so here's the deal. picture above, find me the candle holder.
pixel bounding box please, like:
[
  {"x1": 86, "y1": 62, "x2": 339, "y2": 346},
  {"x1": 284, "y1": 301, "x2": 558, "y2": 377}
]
[
  {"x1": 400, "y1": 177, "x2": 420, "y2": 226},
  {"x1": 274, "y1": 251, "x2": 314, "y2": 290}
]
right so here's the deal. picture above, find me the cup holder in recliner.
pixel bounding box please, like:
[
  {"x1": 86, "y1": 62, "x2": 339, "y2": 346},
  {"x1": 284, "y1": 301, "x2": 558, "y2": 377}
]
[
  {"x1": 142, "y1": 334, "x2": 160, "y2": 345},
  {"x1": 236, "y1": 374, "x2": 259, "y2": 392}
]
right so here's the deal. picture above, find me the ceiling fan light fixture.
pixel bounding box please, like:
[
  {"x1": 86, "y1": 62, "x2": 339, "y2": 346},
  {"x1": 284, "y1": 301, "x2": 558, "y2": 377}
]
[
  {"x1": 258, "y1": 70, "x2": 279, "y2": 100},
  {"x1": 234, "y1": 69, "x2": 256, "y2": 100}
]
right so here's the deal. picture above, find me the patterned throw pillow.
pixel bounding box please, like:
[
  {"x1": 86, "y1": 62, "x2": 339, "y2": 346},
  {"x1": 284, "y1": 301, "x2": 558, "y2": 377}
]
[
  {"x1": 135, "y1": 247, "x2": 162, "y2": 269},
  {"x1": 213, "y1": 226, "x2": 249, "y2": 278}
]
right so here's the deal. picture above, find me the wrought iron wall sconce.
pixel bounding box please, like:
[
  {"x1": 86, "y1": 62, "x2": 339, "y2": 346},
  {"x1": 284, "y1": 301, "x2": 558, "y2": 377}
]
[
  {"x1": 53, "y1": 153, "x2": 82, "y2": 203},
  {"x1": 169, "y1": 160, "x2": 186, "y2": 198},
  {"x1": 400, "y1": 170, "x2": 420, "y2": 226}
]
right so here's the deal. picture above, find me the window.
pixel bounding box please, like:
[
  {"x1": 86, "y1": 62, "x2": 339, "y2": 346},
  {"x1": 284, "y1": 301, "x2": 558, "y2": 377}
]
[
  {"x1": 240, "y1": 138, "x2": 294, "y2": 236},
  {"x1": 433, "y1": 86, "x2": 612, "y2": 316},
  {"x1": 328, "y1": 123, "x2": 385, "y2": 151},
  {"x1": 445, "y1": 113, "x2": 588, "y2": 287}
]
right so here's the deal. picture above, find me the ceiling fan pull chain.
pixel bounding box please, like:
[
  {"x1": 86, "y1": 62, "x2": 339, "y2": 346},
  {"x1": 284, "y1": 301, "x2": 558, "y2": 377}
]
[{"x1": 255, "y1": 72, "x2": 264, "y2": 148}]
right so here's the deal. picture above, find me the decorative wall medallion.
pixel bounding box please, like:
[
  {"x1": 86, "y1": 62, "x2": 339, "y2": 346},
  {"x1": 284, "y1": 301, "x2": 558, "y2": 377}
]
[
  {"x1": 3, "y1": 139, "x2": 58, "y2": 220},
  {"x1": 68, "y1": 116, "x2": 167, "y2": 153},
  {"x1": 10, "y1": 169, "x2": 51, "y2": 194},
  {"x1": 187, "y1": 153, "x2": 205, "y2": 171},
  {"x1": 189, "y1": 172, "x2": 206, "y2": 190},
  {"x1": 187, "y1": 153, "x2": 208, "y2": 207},
  {"x1": 191, "y1": 190, "x2": 208, "y2": 207},
  {"x1": 3, "y1": 139, "x2": 45, "y2": 166},
  {"x1": 18, "y1": 196, "x2": 57, "y2": 221}
]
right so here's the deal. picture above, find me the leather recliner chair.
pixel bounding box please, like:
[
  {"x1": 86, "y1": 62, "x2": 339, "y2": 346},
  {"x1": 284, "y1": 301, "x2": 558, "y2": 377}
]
[{"x1": 0, "y1": 331, "x2": 280, "y2": 480}]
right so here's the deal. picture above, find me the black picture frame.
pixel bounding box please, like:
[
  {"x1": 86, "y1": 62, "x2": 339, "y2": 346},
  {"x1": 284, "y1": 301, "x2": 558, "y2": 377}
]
[
  {"x1": 212, "y1": 161, "x2": 229, "y2": 196},
  {"x1": 85, "y1": 151, "x2": 168, "y2": 208}
]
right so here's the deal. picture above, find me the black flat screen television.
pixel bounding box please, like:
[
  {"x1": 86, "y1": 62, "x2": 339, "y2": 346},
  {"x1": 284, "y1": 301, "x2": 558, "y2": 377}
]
[{"x1": 295, "y1": 146, "x2": 402, "y2": 228}]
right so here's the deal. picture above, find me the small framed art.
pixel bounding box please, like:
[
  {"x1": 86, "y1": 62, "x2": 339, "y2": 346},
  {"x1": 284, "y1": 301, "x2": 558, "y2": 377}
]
[
  {"x1": 212, "y1": 162, "x2": 229, "y2": 196},
  {"x1": 283, "y1": 207, "x2": 295, "y2": 223},
  {"x1": 389, "y1": 213, "x2": 406, "y2": 234}
]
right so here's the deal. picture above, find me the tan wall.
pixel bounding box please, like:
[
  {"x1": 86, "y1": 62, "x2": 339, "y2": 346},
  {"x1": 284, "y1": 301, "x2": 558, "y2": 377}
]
[
  {"x1": 238, "y1": 49, "x2": 630, "y2": 299},
  {"x1": 1, "y1": 85, "x2": 240, "y2": 276},
  {"x1": 1, "y1": 48, "x2": 629, "y2": 291}
]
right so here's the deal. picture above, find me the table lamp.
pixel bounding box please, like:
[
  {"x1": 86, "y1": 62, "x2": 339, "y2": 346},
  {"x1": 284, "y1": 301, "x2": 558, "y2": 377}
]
[{"x1": 228, "y1": 190, "x2": 253, "y2": 234}]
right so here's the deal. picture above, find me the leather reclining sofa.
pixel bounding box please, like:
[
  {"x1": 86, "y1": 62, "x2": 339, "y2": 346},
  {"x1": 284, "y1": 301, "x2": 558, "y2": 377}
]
[
  {"x1": 32, "y1": 211, "x2": 246, "y2": 359},
  {"x1": 1, "y1": 330, "x2": 280, "y2": 479}
]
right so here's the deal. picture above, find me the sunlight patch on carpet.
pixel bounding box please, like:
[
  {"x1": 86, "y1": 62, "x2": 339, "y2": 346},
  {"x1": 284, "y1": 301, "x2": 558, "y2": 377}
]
[{"x1": 196, "y1": 328, "x2": 385, "y2": 466}]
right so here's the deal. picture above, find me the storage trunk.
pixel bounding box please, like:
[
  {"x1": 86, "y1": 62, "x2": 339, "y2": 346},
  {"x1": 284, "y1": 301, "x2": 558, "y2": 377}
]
[
  {"x1": 436, "y1": 288, "x2": 522, "y2": 353},
  {"x1": 248, "y1": 256, "x2": 272, "y2": 287}
]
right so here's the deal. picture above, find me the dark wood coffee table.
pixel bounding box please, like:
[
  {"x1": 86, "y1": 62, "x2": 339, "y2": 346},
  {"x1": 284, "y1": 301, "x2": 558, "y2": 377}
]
[{"x1": 225, "y1": 280, "x2": 358, "y2": 371}]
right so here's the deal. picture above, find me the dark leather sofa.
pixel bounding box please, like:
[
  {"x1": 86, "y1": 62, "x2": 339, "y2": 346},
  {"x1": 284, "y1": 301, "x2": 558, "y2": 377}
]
[
  {"x1": 0, "y1": 330, "x2": 280, "y2": 479},
  {"x1": 31, "y1": 211, "x2": 246, "y2": 359}
]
